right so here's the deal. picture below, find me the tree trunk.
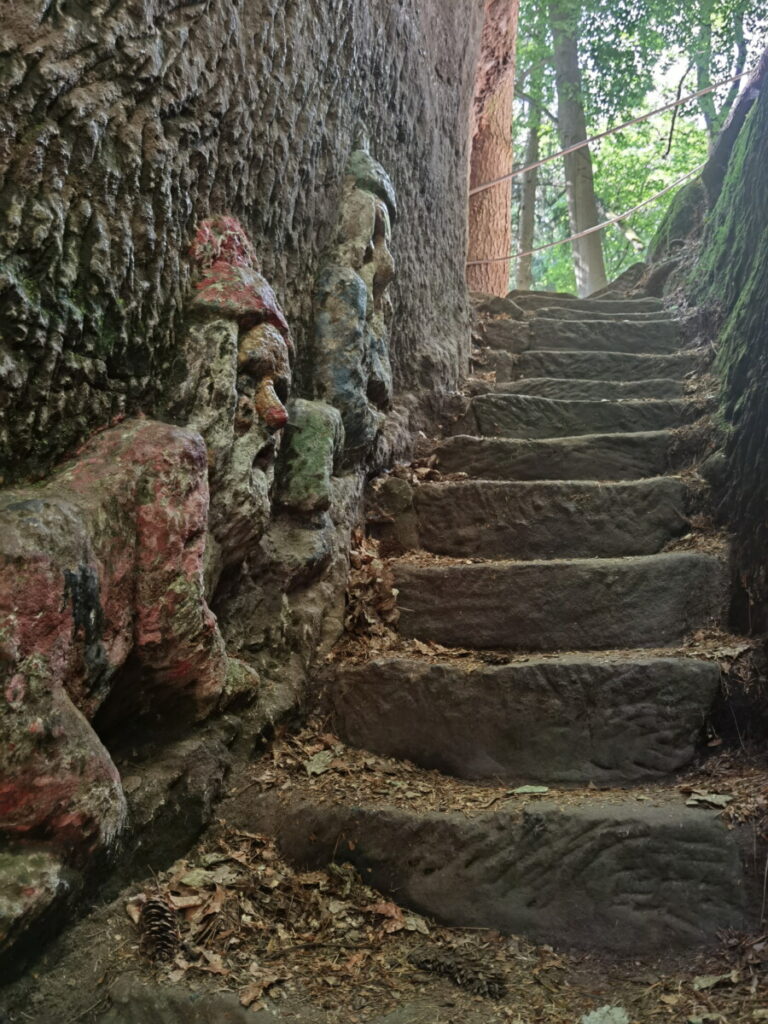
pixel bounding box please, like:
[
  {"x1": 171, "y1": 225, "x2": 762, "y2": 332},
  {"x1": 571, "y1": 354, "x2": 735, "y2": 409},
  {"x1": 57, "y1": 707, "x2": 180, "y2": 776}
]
[
  {"x1": 467, "y1": 0, "x2": 520, "y2": 296},
  {"x1": 549, "y1": 0, "x2": 607, "y2": 297},
  {"x1": 516, "y1": 114, "x2": 540, "y2": 290}
]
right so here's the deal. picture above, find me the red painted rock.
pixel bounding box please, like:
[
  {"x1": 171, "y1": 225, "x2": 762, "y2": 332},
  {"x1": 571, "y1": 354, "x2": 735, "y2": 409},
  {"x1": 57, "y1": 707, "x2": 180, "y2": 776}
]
[
  {"x1": 189, "y1": 217, "x2": 294, "y2": 355},
  {"x1": 0, "y1": 849, "x2": 82, "y2": 969},
  {"x1": 0, "y1": 418, "x2": 255, "y2": 859}
]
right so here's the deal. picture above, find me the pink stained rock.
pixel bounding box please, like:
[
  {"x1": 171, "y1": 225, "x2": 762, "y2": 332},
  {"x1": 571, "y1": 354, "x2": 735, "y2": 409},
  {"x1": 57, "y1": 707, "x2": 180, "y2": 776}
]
[
  {"x1": 189, "y1": 217, "x2": 294, "y2": 354},
  {"x1": 0, "y1": 418, "x2": 254, "y2": 857}
]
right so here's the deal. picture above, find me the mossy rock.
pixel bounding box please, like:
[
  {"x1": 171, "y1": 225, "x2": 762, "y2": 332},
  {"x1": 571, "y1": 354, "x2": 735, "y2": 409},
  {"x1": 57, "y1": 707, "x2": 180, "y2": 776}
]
[{"x1": 647, "y1": 178, "x2": 706, "y2": 264}]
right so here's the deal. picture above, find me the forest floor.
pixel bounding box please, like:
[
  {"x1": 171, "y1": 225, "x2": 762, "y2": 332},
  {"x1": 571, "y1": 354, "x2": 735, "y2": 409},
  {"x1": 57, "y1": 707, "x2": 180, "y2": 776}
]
[{"x1": 2, "y1": 724, "x2": 766, "y2": 1024}]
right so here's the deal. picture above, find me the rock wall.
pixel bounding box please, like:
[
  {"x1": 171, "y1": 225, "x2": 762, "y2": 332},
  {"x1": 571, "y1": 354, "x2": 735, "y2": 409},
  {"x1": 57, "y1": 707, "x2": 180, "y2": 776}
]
[
  {"x1": 0, "y1": 0, "x2": 483, "y2": 483},
  {"x1": 684, "y1": 65, "x2": 768, "y2": 631},
  {"x1": 0, "y1": 0, "x2": 490, "y2": 973}
]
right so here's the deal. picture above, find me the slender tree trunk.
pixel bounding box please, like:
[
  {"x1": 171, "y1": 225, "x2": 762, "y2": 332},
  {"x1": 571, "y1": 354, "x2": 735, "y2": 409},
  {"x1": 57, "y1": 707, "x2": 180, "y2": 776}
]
[
  {"x1": 549, "y1": 0, "x2": 607, "y2": 297},
  {"x1": 693, "y1": 0, "x2": 718, "y2": 142},
  {"x1": 467, "y1": 0, "x2": 519, "y2": 296},
  {"x1": 516, "y1": 113, "x2": 540, "y2": 290}
]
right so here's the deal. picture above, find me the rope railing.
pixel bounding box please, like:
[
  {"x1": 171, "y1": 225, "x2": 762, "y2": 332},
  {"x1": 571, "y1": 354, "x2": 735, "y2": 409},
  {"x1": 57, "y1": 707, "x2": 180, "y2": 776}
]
[
  {"x1": 468, "y1": 69, "x2": 751, "y2": 198},
  {"x1": 466, "y1": 162, "x2": 705, "y2": 266}
]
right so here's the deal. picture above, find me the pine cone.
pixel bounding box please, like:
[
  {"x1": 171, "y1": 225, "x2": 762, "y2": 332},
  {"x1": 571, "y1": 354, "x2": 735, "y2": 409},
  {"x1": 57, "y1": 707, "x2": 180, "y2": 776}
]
[
  {"x1": 139, "y1": 894, "x2": 180, "y2": 963},
  {"x1": 409, "y1": 948, "x2": 507, "y2": 999}
]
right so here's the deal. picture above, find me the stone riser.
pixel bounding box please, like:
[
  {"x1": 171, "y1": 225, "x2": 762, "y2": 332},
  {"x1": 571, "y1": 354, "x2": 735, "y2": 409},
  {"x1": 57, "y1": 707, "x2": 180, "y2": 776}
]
[
  {"x1": 411, "y1": 477, "x2": 687, "y2": 559},
  {"x1": 330, "y1": 655, "x2": 720, "y2": 785},
  {"x1": 394, "y1": 552, "x2": 725, "y2": 651},
  {"x1": 472, "y1": 377, "x2": 683, "y2": 401},
  {"x1": 458, "y1": 393, "x2": 686, "y2": 440},
  {"x1": 479, "y1": 319, "x2": 680, "y2": 355},
  {"x1": 473, "y1": 348, "x2": 698, "y2": 383},
  {"x1": 256, "y1": 796, "x2": 746, "y2": 953},
  {"x1": 507, "y1": 291, "x2": 665, "y2": 314},
  {"x1": 533, "y1": 306, "x2": 673, "y2": 322},
  {"x1": 435, "y1": 431, "x2": 673, "y2": 481}
]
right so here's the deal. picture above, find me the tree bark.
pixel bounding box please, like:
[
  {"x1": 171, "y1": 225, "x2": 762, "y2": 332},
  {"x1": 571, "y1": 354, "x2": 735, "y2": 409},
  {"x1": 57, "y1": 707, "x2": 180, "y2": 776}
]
[
  {"x1": 549, "y1": 0, "x2": 607, "y2": 297},
  {"x1": 467, "y1": 0, "x2": 520, "y2": 296},
  {"x1": 516, "y1": 114, "x2": 540, "y2": 290}
]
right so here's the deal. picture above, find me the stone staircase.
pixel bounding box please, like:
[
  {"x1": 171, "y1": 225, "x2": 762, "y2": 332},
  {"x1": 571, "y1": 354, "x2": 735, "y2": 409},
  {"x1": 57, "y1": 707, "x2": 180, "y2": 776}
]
[{"x1": 254, "y1": 292, "x2": 748, "y2": 953}]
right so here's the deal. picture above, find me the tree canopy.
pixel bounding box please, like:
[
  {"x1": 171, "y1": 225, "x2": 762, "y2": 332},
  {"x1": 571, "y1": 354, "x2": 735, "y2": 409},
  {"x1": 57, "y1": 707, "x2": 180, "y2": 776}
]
[{"x1": 511, "y1": 0, "x2": 768, "y2": 292}]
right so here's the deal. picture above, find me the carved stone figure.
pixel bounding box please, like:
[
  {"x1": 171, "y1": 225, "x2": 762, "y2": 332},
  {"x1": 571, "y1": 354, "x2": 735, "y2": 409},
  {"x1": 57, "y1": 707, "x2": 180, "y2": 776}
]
[
  {"x1": 169, "y1": 217, "x2": 295, "y2": 586},
  {"x1": 312, "y1": 144, "x2": 397, "y2": 464},
  {"x1": 0, "y1": 217, "x2": 300, "y2": 958}
]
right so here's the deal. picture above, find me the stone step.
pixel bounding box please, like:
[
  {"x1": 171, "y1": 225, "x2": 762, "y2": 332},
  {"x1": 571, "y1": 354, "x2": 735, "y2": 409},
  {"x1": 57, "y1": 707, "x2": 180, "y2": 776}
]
[
  {"x1": 508, "y1": 290, "x2": 665, "y2": 314},
  {"x1": 393, "y1": 552, "x2": 725, "y2": 651},
  {"x1": 531, "y1": 318, "x2": 680, "y2": 354},
  {"x1": 411, "y1": 478, "x2": 687, "y2": 559},
  {"x1": 435, "y1": 431, "x2": 673, "y2": 481},
  {"x1": 330, "y1": 654, "x2": 719, "y2": 784},
  {"x1": 470, "y1": 376, "x2": 683, "y2": 400},
  {"x1": 478, "y1": 318, "x2": 680, "y2": 355},
  {"x1": 457, "y1": 393, "x2": 686, "y2": 440},
  {"x1": 253, "y1": 793, "x2": 745, "y2": 952},
  {"x1": 475, "y1": 348, "x2": 698, "y2": 383},
  {"x1": 533, "y1": 306, "x2": 673, "y2": 322}
]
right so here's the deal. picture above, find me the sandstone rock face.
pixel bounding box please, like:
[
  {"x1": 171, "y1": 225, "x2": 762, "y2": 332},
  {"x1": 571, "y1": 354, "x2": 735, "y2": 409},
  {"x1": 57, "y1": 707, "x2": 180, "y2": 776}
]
[{"x1": 0, "y1": 1, "x2": 482, "y2": 483}]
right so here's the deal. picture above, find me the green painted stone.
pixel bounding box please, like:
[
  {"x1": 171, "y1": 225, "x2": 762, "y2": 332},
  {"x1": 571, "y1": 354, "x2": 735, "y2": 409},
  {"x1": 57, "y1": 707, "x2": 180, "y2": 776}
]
[
  {"x1": 278, "y1": 399, "x2": 344, "y2": 513},
  {"x1": 346, "y1": 149, "x2": 397, "y2": 220}
]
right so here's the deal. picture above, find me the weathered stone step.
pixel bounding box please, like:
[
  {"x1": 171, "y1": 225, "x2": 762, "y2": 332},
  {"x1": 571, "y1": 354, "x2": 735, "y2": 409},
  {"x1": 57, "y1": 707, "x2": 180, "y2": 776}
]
[
  {"x1": 471, "y1": 376, "x2": 683, "y2": 401},
  {"x1": 410, "y1": 478, "x2": 687, "y2": 559},
  {"x1": 254, "y1": 794, "x2": 745, "y2": 952},
  {"x1": 457, "y1": 393, "x2": 686, "y2": 440},
  {"x1": 394, "y1": 552, "x2": 725, "y2": 650},
  {"x1": 330, "y1": 654, "x2": 719, "y2": 784},
  {"x1": 476, "y1": 348, "x2": 698, "y2": 383},
  {"x1": 435, "y1": 431, "x2": 672, "y2": 481},
  {"x1": 533, "y1": 306, "x2": 673, "y2": 322},
  {"x1": 508, "y1": 290, "x2": 665, "y2": 314},
  {"x1": 479, "y1": 318, "x2": 680, "y2": 355}
]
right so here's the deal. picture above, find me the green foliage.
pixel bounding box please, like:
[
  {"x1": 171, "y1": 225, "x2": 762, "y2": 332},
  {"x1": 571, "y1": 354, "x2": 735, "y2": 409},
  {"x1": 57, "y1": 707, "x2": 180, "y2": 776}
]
[{"x1": 511, "y1": 0, "x2": 766, "y2": 290}]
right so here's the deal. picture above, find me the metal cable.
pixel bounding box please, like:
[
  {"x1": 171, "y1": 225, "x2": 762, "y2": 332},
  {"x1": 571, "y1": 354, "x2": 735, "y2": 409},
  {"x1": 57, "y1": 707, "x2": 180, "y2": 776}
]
[
  {"x1": 466, "y1": 163, "x2": 704, "y2": 266},
  {"x1": 468, "y1": 69, "x2": 751, "y2": 198}
]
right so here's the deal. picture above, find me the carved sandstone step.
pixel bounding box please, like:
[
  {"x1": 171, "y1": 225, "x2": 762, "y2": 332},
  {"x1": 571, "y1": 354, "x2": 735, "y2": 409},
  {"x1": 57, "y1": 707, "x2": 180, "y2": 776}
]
[
  {"x1": 475, "y1": 348, "x2": 699, "y2": 383},
  {"x1": 330, "y1": 655, "x2": 719, "y2": 784},
  {"x1": 469, "y1": 376, "x2": 684, "y2": 400},
  {"x1": 533, "y1": 305, "x2": 673, "y2": 322},
  {"x1": 507, "y1": 290, "x2": 665, "y2": 314},
  {"x1": 435, "y1": 431, "x2": 673, "y2": 481},
  {"x1": 393, "y1": 552, "x2": 725, "y2": 651},
  {"x1": 253, "y1": 794, "x2": 745, "y2": 952},
  {"x1": 478, "y1": 318, "x2": 680, "y2": 355},
  {"x1": 456, "y1": 393, "x2": 687, "y2": 440},
  {"x1": 410, "y1": 477, "x2": 687, "y2": 559}
]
